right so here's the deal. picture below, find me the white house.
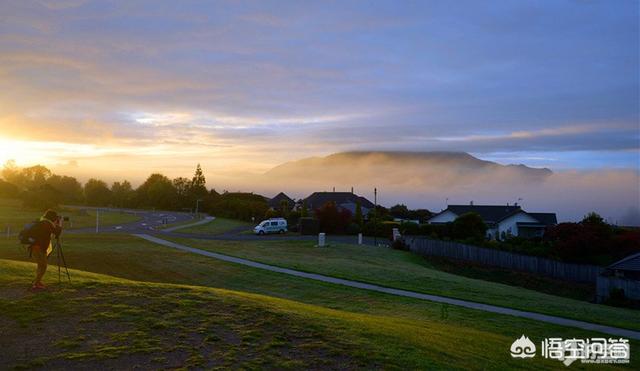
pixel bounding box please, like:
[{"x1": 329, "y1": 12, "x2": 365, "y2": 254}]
[{"x1": 427, "y1": 203, "x2": 557, "y2": 240}]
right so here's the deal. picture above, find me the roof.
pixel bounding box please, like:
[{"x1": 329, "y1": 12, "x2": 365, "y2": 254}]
[
  {"x1": 607, "y1": 252, "x2": 640, "y2": 273},
  {"x1": 268, "y1": 192, "x2": 294, "y2": 209},
  {"x1": 303, "y1": 192, "x2": 374, "y2": 210},
  {"x1": 438, "y1": 205, "x2": 523, "y2": 223},
  {"x1": 528, "y1": 213, "x2": 557, "y2": 226},
  {"x1": 429, "y1": 205, "x2": 558, "y2": 226}
]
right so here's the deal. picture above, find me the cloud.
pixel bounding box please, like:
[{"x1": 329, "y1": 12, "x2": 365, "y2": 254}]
[
  {"x1": 0, "y1": 0, "x2": 637, "y2": 203},
  {"x1": 229, "y1": 152, "x2": 640, "y2": 225}
]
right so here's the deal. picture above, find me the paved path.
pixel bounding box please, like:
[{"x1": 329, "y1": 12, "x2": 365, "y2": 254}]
[
  {"x1": 163, "y1": 216, "x2": 215, "y2": 232},
  {"x1": 133, "y1": 233, "x2": 640, "y2": 340}
]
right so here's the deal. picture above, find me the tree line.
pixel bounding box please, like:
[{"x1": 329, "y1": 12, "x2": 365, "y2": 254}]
[{"x1": 0, "y1": 161, "x2": 269, "y2": 221}]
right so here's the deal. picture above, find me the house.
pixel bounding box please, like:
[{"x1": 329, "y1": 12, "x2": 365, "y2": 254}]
[
  {"x1": 268, "y1": 192, "x2": 294, "y2": 211},
  {"x1": 302, "y1": 191, "x2": 375, "y2": 216},
  {"x1": 427, "y1": 203, "x2": 557, "y2": 240},
  {"x1": 596, "y1": 252, "x2": 640, "y2": 303}
]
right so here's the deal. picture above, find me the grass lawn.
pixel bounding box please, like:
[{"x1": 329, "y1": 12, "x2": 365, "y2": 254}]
[
  {"x1": 165, "y1": 237, "x2": 640, "y2": 332},
  {"x1": 0, "y1": 198, "x2": 140, "y2": 232},
  {"x1": 1, "y1": 235, "x2": 637, "y2": 369},
  {"x1": 178, "y1": 217, "x2": 252, "y2": 235},
  {"x1": 422, "y1": 255, "x2": 595, "y2": 302}
]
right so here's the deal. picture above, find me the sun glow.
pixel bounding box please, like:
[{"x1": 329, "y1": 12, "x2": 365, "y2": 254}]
[{"x1": 0, "y1": 136, "x2": 117, "y2": 167}]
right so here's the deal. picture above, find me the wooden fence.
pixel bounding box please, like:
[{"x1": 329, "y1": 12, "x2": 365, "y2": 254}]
[{"x1": 405, "y1": 236, "x2": 602, "y2": 283}]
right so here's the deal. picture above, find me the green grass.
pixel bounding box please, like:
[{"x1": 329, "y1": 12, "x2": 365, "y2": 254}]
[
  {"x1": 0, "y1": 234, "x2": 638, "y2": 369},
  {"x1": 0, "y1": 235, "x2": 638, "y2": 369},
  {"x1": 164, "y1": 237, "x2": 640, "y2": 332},
  {"x1": 0, "y1": 198, "x2": 140, "y2": 231},
  {"x1": 422, "y1": 255, "x2": 595, "y2": 301},
  {"x1": 178, "y1": 217, "x2": 251, "y2": 235}
]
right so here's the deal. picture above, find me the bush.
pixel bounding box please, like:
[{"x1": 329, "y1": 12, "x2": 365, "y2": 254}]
[
  {"x1": 392, "y1": 238, "x2": 408, "y2": 251},
  {"x1": 315, "y1": 202, "x2": 352, "y2": 234},
  {"x1": 346, "y1": 222, "x2": 361, "y2": 235},
  {"x1": 363, "y1": 220, "x2": 399, "y2": 239},
  {"x1": 205, "y1": 192, "x2": 269, "y2": 221},
  {"x1": 452, "y1": 212, "x2": 487, "y2": 241},
  {"x1": 299, "y1": 217, "x2": 319, "y2": 235}
]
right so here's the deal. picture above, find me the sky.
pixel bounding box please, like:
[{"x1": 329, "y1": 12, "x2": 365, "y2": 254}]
[{"x1": 0, "y1": 1, "x2": 639, "y2": 219}]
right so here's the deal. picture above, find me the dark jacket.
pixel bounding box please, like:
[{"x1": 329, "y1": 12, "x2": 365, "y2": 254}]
[{"x1": 29, "y1": 220, "x2": 62, "y2": 248}]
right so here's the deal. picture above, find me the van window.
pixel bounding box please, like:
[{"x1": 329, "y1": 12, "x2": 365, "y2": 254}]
[
  {"x1": 279, "y1": 221, "x2": 285, "y2": 225},
  {"x1": 270, "y1": 221, "x2": 278, "y2": 226}
]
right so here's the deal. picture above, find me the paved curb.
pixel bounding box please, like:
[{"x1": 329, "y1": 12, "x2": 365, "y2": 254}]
[
  {"x1": 133, "y1": 233, "x2": 640, "y2": 340},
  {"x1": 163, "y1": 216, "x2": 215, "y2": 232}
]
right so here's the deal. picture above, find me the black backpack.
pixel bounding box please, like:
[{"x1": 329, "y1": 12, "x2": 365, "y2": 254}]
[{"x1": 18, "y1": 221, "x2": 37, "y2": 245}]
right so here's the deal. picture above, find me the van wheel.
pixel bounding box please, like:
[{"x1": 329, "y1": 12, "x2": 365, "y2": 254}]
[
  {"x1": 259, "y1": 230, "x2": 265, "y2": 235},
  {"x1": 279, "y1": 229, "x2": 285, "y2": 234}
]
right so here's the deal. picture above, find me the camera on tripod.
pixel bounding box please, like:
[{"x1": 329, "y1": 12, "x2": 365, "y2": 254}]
[{"x1": 57, "y1": 216, "x2": 70, "y2": 224}]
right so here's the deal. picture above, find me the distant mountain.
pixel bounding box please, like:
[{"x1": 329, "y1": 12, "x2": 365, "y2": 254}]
[{"x1": 263, "y1": 151, "x2": 552, "y2": 188}]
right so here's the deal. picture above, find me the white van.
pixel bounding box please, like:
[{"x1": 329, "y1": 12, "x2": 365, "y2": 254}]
[{"x1": 254, "y1": 218, "x2": 288, "y2": 235}]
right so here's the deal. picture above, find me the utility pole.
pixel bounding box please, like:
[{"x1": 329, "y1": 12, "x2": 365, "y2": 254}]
[
  {"x1": 195, "y1": 199, "x2": 202, "y2": 219},
  {"x1": 374, "y1": 188, "x2": 377, "y2": 247},
  {"x1": 96, "y1": 209, "x2": 100, "y2": 233}
]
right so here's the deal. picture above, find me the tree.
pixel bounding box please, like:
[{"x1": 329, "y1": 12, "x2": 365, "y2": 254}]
[
  {"x1": 2, "y1": 162, "x2": 52, "y2": 190},
  {"x1": 135, "y1": 173, "x2": 177, "y2": 210},
  {"x1": 22, "y1": 184, "x2": 63, "y2": 209},
  {"x1": 408, "y1": 209, "x2": 432, "y2": 223},
  {"x1": 389, "y1": 204, "x2": 410, "y2": 219},
  {"x1": 190, "y1": 164, "x2": 208, "y2": 198},
  {"x1": 172, "y1": 177, "x2": 192, "y2": 209},
  {"x1": 111, "y1": 180, "x2": 135, "y2": 208},
  {"x1": 315, "y1": 201, "x2": 352, "y2": 234},
  {"x1": 0, "y1": 179, "x2": 18, "y2": 198},
  {"x1": 452, "y1": 212, "x2": 487, "y2": 241},
  {"x1": 47, "y1": 174, "x2": 83, "y2": 203},
  {"x1": 84, "y1": 179, "x2": 112, "y2": 206},
  {"x1": 301, "y1": 201, "x2": 309, "y2": 217},
  {"x1": 1, "y1": 160, "x2": 20, "y2": 184},
  {"x1": 582, "y1": 212, "x2": 605, "y2": 225}
]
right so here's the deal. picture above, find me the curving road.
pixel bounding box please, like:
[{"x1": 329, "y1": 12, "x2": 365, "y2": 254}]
[
  {"x1": 69, "y1": 207, "x2": 386, "y2": 246},
  {"x1": 68, "y1": 208, "x2": 196, "y2": 234}
]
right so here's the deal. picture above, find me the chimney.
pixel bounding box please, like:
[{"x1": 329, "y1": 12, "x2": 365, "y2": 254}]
[
  {"x1": 333, "y1": 187, "x2": 335, "y2": 192},
  {"x1": 351, "y1": 187, "x2": 354, "y2": 194},
  {"x1": 470, "y1": 200, "x2": 474, "y2": 206}
]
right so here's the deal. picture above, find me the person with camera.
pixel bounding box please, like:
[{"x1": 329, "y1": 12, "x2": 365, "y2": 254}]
[{"x1": 29, "y1": 209, "x2": 62, "y2": 290}]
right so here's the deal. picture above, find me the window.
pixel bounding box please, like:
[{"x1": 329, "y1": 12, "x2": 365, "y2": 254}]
[{"x1": 270, "y1": 221, "x2": 278, "y2": 226}]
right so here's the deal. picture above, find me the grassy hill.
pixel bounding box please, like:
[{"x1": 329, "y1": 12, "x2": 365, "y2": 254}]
[
  {"x1": 1, "y1": 234, "x2": 638, "y2": 369},
  {"x1": 165, "y1": 237, "x2": 640, "y2": 331},
  {"x1": 0, "y1": 258, "x2": 629, "y2": 370},
  {"x1": 1, "y1": 260, "x2": 376, "y2": 369}
]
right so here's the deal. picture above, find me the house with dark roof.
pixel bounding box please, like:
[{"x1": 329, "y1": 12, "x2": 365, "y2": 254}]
[
  {"x1": 268, "y1": 192, "x2": 294, "y2": 211},
  {"x1": 596, "y1": 252, "x2": 640, "y2": 302},
  {"x1": 303, "y1": 191, "x2": 374, "y2": 216},
  {"x1": 427, "y1": 203, "x2": 557, "y2": 240}
]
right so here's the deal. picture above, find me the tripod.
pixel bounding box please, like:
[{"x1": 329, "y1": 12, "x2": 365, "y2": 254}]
[{"x1": 54, "y1": 236, "x2": 71, "y2": 283}]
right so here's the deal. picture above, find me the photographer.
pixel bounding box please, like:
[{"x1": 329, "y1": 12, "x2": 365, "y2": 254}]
[{"x1": 29, "y1": 209, "x2": 62, "y2": 290}]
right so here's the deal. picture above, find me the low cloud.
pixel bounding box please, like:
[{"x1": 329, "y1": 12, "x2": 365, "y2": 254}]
[{"x1": 222, "y1": 152, "x2": 640, "y2": 225}]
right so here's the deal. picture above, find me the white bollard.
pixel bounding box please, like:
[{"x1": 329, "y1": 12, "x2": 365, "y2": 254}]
[
  {"x1": 358, "y1": 233, "x2": 363, "y2": 245},
  {"x1": 318, "y1": 233, "x2": 325, "y2": 247},
  {"x1": 392, "y1": 228, "x2": 401, "y2": 241}
]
